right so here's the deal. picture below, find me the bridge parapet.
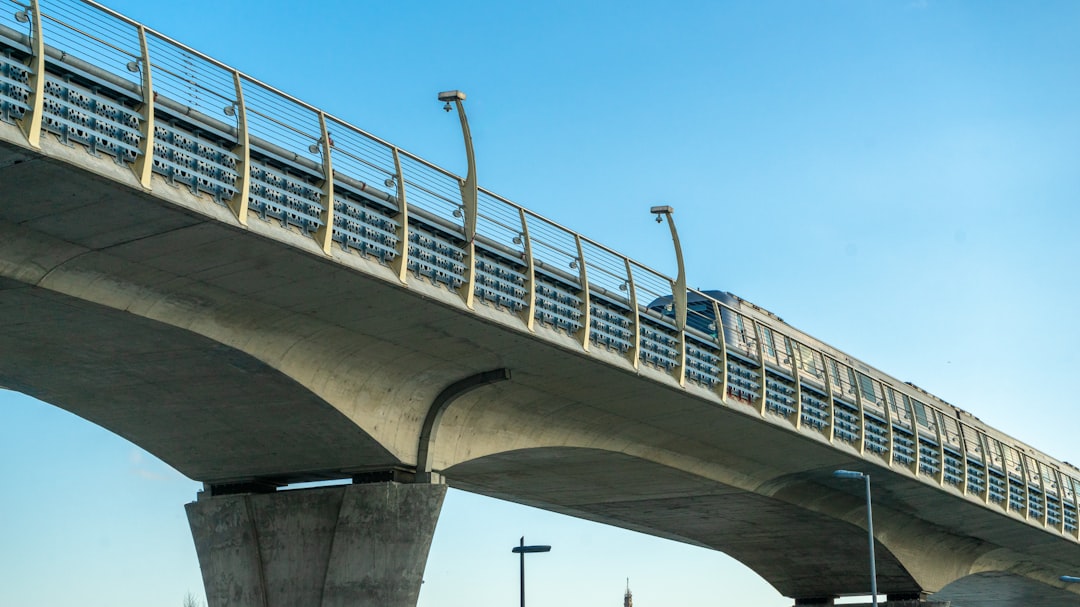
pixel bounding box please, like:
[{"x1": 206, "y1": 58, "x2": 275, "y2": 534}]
[{"x1": 0, "y1": 0, "x2": 1078, "y2": 553}]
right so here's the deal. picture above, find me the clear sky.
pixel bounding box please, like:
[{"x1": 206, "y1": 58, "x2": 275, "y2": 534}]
[{"x1": 2, "y1": 1, "x2": 1079, "y2": 606}]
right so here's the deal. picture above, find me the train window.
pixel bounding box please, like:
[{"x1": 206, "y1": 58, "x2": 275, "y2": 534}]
[
  {"x1": 795, "y1": 342, "x2": 824, "y2": 380},
  {"x1": 829, "y1": 358, "x2": 842, "y2": 389},
  {"x1": 762, "y1": 325, "x2": 776, "y2": 358},
  {"x1": 857, "y1": 373, "x2": 877, "y2": 404},
  {"x1": 911, "y1": 398, "x2": 930, "y2": 428}
]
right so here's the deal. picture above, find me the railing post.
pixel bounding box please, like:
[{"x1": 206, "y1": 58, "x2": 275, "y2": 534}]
[
  {"x1": 993, "y1": 439, "x2": 1011, "y2": 512},
  {"x1": 313, "y1": 111, "x2": 335, "y2": 255},
  {"x1": 130, "y1": 25, "x2": 154, "y2": 190},
  {"x1": 1049, "y1": 465, "x2": 1064, "y2": 532},
  {"x1": 389, "y1": 147, "x2": 409, "y2": 284},
  {"x1": 518, "y1": 209, "x2": 535, "y2": 331},
  {"x1": 956, "y1": 422, "x2": 970, "y2": 495},
  {"x1": 905, "y1": 395, "x2": 921, "y2": 475},
  {"x1": 573, "y1": 234, "x2": 590, "y2": 351},
  {"x1": 882, "y1": 384, "x2": 894, "y2": 466},
  {"x1": 789, "y1": 338, "x2": 802, "y2": 429},
  {"x1": 1035, "y1": 460, "x2": 1049, "y2": 527},
  {"x1": 16, "y1": 0, "x2": 45, "y2": 149},
  {"x1": 460, "y1": 240, "x2": 477, "y2": 309},
  {"x1": 624, "y1": 259, "x2": 640, "y2": 370},
  {"x1": 822, "y1": 357, "x2": 836, "y2": 444},
  {"x1": 977, "y1": 431, "x2": 992, "y2": 504},
  {"x1": 750, "y1": 318, "x2": 766, "y2": 416},
  {"x1": 673, "y1": 280, "x2": 687, "y2": 386},
  {"x1": 1067, "y1": 473, "x2": 1080, "y2": 539},
  {"x1": 227, "y1": 70, "x2": 250, "y2": 225},
  {"x1": 852, "y1": 372, "x2": 866, "y2": 455},
  {"x1": 931, "y1": 409, "x2": 946, "y2": 486},
  {"x1": 1017, "y1": 454, "x2": 1032, "y2": 521},
  {"x1": 712, "y1": 299, "x2": 727, "y2": 399}
]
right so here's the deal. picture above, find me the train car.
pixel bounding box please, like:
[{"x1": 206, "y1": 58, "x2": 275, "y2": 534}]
[{"x1": 646, "y1": 287, "x2": 1078, "y2": 530}]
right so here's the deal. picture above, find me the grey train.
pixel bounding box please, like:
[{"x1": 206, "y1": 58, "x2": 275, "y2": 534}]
[{"x1": 646, "y1": 288, "x2": 1078, "y2": 534}]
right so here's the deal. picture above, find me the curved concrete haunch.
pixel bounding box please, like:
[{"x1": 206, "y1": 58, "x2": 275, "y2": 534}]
[{"x1": 186, "y1": 482, "x2": 446, "y2": 607}]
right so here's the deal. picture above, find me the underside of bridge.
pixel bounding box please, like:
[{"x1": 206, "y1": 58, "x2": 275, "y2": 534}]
[{"x1": 3, "y1": 129, "x2": 1080, "y2": 607}]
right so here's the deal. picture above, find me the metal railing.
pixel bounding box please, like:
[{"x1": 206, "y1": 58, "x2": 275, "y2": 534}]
[{"x1": 1, "y1": 0, "x2": 1077, "y2": 543}]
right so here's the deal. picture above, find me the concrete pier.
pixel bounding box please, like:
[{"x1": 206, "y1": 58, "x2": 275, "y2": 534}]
[{"x1": 186, "y1": 482, "x2": 446, "y2": 607}]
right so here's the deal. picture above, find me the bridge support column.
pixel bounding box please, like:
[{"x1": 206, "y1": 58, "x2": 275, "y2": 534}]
[{"x1": 186, "y1": 481, "x2": 446, "y2": 607}]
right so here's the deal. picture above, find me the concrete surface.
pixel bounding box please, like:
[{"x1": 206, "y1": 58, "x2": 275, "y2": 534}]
[
  {"x1": 2, "y1": 116, "x2": 1080, "y2": 606},
  {"x1": 186, "y1": 482, "x2": 446, "y2": 607}
]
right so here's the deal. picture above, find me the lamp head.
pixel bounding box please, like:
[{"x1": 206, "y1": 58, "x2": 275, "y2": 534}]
[
  {"x1": 833, "y1": 469, "x2": 867, "y2": 480},
  {"x1": 438, "y1": 90, "x2": 466, "y2": 102},
  {"x1": 651, "y1": 205, "x2": 674, "y2": 223}
]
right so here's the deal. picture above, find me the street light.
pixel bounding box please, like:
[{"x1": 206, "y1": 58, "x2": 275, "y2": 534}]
[
  {"x1": 437, "y1": 89, "x2": 477, "y2": 244},
  {"x1": 511, "y1": 536, "x2": 551, "y2": 607},
  {"x1": 650, "y1": 205, "x2": 686, "y2": 332},
  {"x1": 1062, "y1": 576, "x2": 1080, "y2": 583},
  {"x1": 834, "y1": 469, "x2": 878, "y2": 607}
]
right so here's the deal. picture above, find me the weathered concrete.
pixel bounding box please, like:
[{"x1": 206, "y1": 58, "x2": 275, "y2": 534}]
[
  {"x1": 186, "y1": 482, "x2": 446, "y2": 607},
  {"x1": 4, "y1": 90, "x2": 1080, "y2": 604}
]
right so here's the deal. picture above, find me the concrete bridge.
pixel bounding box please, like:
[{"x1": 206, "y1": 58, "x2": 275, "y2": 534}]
[{"x1": 1, "y1": 2, "x2": 1078, "y2": 606}]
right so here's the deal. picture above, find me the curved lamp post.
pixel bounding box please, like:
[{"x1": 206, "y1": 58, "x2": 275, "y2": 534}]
[
  {"x1": 512, "y1": 536, "x2": 551, "y2": 607},
  {"x1": 650, "y1": 205, "x2": 686, "y2": 332},
  {"x1": 834, "y1": 469, "x2": 878, "y2": 607},
  {"x1": 438, "y1": 89, "x2": 477, "y2": 244}
]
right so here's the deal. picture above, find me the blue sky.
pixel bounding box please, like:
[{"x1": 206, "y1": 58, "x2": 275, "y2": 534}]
[{"x1": 2, "y1": 1, "x2": 1079, "y2": 606}]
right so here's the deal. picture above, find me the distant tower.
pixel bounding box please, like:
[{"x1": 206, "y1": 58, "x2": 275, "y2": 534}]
[{"x1": 624, "y1": 578, "x2": 633, "y2": 607}]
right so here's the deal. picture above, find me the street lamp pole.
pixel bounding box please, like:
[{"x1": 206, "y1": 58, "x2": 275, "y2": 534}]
[
  {"x1": 511, "y1": 536, "x2": 551, "y2": 607},
  {"x1": 650, "y1": 205, "x2": 686, "y2": 332},
  {"x1": 437, "y1": 90, "x2": 477, "y2": 243},
  {"x1": 834, "y1": 469, "x2": 878, "y2": 607}
]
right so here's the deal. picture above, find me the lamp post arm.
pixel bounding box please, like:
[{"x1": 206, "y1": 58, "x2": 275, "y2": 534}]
[
  {"x1": 453, "y1": 99, "x2": 478, "y2": 243},
  {"x1": 665, "y1": 213, "x2": 687, "y2": 331}
]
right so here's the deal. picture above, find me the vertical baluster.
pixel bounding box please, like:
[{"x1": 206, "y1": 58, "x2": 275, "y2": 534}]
[
  {"x1": 956, "y1": 420, "x2": 969, "y2": 495},
  {"x1": 931, "y1": 408, "x2": 946, "y2": 486},
  {"x1": 712, "y1": 299, "x2": 727, "y2": 399},
  {"x1": 1016, "y1": 453, "x2": 1031, "y2": 521},
  {"x1": 313, "y1": 111, "x2": 335, "y2": 254},
  {"x1": 822, "y1": 356, "x2": 836, "y2": 444},
  {"x1": 786, "y1": 338, "x2": 801, "y2": 428},
  {"x1": 852, "y1": 371, "x2": 866, "y2": 455},
  {"x1": 750, "y1": 318, "x2": 765, "y2": 416},
  {"x1": 573, "y1": 234, "x2": 590, "y2": 351},
  {"x1": 130, "y1": 25, "x2": 154, "y2": 189},
  {"x1": 16, "y1": 0, "x2": 44, "y2": 148},
  {"x1": 673, "y1": 281, "x2": 686, "y2": 386},
  {"x1": 625, "y1": 259, "x2": 640, "y2": 369},
  {"x1": 389, "y1": 147, "x2": 409, "y2": 284},
  {"x1": 905, "y1": 394, "x2": 920, "y2": 475},
  {"x1": 226, "y1": 71, "x2": 250, "y2": 225},
  {"x1": 1049, "y1": 465, "x2": 1065, "y2": 532},
  {"x1": 881, "y1": 382, "x2": 893, "y2": 466},
  {"x1": 518, "y1": 209, "x2": 535, "y2": 331}
]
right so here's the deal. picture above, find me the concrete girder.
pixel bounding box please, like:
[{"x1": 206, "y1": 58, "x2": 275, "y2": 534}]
[{"x1": 4, "y1": 125, "x2": 1080, "y2": 606}]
